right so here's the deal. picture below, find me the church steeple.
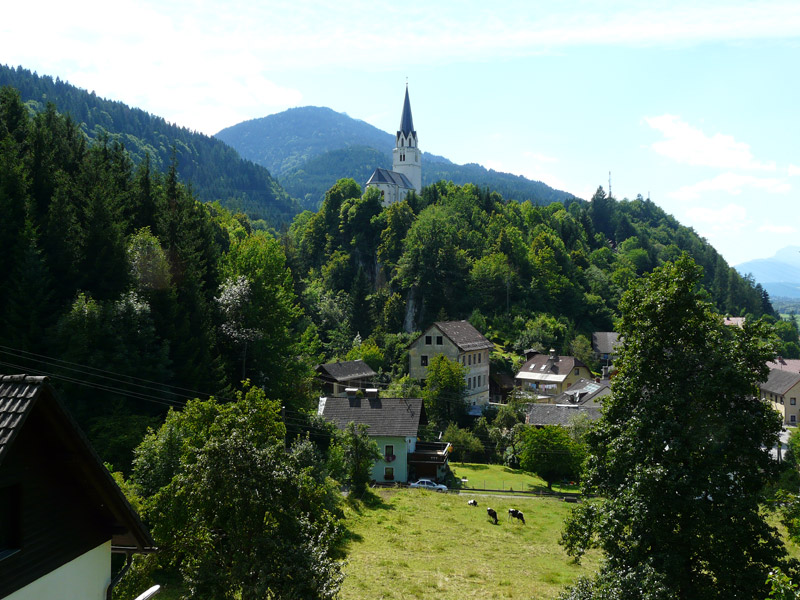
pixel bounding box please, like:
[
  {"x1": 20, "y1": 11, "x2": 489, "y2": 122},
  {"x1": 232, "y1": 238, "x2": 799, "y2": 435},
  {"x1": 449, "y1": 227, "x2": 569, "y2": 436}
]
[
  {"x1": 393, "y1": 84, "x2": 421, "y2": 194},
  {"x1": 399, "y1": 85, "x2": 415, "y2": 137}
]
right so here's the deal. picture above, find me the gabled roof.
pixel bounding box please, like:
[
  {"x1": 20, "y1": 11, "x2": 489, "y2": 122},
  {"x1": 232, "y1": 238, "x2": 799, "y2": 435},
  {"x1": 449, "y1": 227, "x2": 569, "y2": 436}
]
[
  {"x1": 515, "y1": 351, "x2": 587, "y2": 383},
  {"x1": 399, "y1": 85, "x2": 415, "y2": 136},
  {"x1": 366, "y1": 167, "x2": 414, "y2": 189},
  {"x1": 315, "y1": 360, "x2": 377, "y2": 383},
  {"x1": 526, "y1": 404, "x2": 601, "y2": 427},
  {"x1": 0, "y1": 375, "x2": 155, "y2": 552},
  {"x1": 592, "y1": 332, "x2": 621, "y2": 355},
  {"x1": 550, "y1": 378, "x2": 611, "y2": 408},
  {"x1": 318, "y1": 396, "x2": 425, "y2": 438},
  {"x1": 724, "y1": 316, "x2": 745, "y2": 327},
  {"x1": 425, "y1": 320, "x2": 494, "y2": 352},
  {"x1": 761, "y1": 368, "x2": 800, "y2": 396}
]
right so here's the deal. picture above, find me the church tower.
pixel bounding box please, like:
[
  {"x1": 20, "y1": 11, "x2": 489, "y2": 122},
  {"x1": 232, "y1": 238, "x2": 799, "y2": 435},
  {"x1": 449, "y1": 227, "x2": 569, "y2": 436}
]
[{"x1": 392, "y1": 85, "x2": 422, "y2": 194}]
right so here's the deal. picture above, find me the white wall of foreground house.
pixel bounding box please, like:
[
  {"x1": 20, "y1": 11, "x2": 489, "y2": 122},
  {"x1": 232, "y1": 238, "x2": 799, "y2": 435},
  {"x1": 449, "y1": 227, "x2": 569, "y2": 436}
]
[{"x1": 6, "y1": 540, "x2": 111, "y2": 600}]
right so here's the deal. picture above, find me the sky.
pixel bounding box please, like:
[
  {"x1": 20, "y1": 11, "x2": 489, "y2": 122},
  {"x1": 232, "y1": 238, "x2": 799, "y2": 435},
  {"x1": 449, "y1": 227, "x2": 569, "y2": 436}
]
[{"x1": 2, "y1": 0, "x2": 799, "y2": 267}]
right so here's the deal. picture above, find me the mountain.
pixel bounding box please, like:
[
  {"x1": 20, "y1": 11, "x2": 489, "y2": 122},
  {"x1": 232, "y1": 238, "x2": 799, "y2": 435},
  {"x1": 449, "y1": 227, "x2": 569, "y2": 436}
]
[
  {"x1": 736, "y1": 246, "x2": 800, "y2": 299},
  {"x1": 215, "y1": 106, "x2": 575, "y2": 210},
  {"x1": 0, "y1": 64, "x2": 298, "y2": 226}
]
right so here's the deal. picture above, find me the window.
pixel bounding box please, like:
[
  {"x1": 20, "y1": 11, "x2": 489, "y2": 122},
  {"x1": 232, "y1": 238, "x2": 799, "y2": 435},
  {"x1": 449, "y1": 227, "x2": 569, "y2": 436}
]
[
  {"x1": 385, "y1": 444, "x2": 394, "y2": 460},
  {"x1": 574, "y1": 368, "x2": 580, "y2": 375},
  {"x1": 425, "y1": 335, "x2": 432, "y2": 345},
  {"x1": 792, "y1": 398, "x2": 797, "y2": 405},
  {"x1": 792, "y1": 415, "x2": 797, "y2": 424},
  {"x1": 384, "y1": 467, "x2": 395, "y2": 480},
  {"x1": 478, "y1": 353, "x2": 481, "y2": 363},
  {"x1": 421, "y1": 355, "x2": 428, "y2": 367},
  {"x1": 468, "y1": 355, "x2": 472, "y2": 366},
  {"x1": 468, "y1": 378, "x2": 472, "y2": 389},
  {"x1": 0, "y1": 485, "x2": 20, "y2": 559},
  {"x1": 436, "y1": 335, "x2": 443, "y2": 345},
  {"x1": 781, "y1": 398, "x2": 785, "y2": 404}
]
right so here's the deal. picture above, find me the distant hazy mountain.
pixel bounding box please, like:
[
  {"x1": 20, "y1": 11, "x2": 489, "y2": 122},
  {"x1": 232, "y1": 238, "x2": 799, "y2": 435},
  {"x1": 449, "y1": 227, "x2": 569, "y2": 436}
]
[
  {"x1": 216, "y1": 106, "x2": 575, "y2": 210},
  {"x1": 0, "y1": 64, "x2": 297, "y2": 225},
  {"x1": 736, "y1": 246, "x2": 800, "y2": 299}
]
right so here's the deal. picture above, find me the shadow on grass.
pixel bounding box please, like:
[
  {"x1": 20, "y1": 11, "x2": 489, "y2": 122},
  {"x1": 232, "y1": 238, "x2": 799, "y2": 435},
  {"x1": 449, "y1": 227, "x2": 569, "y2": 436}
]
[
  {"x1": 457, "y1": 463, "x2": 491, "y2": 471},
  {"x1": 345, "y1": 489, "x2": 395, "y2": 513}
]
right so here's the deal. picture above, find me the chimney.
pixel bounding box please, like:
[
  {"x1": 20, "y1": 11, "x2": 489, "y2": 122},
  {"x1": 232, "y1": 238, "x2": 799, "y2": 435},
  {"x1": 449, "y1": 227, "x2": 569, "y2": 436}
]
[
  {"x1": 549, "y1": 348, "x2": 558, "y2": 360},
  {"x1": 345, "y1": 387, "x2": 358, "y2": 398},
  {"x1": 601, "y1": 366, "x2": 609, "y2": 380},
  {"x1": 365, "y1": 388, "x2": 379, "y2": 399}
]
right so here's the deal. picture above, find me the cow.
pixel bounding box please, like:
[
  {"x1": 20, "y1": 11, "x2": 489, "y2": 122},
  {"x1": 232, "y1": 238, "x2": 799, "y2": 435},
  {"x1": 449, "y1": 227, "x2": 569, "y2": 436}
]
[
  {"x1": 487, "y1": 507, "x2": 498, "y2": 525},
  {"x1": 468, "y1": 499, "x2": 478, "y2": 507},
  {"x1": 508, "y1": 508, "x2": 525, "y2": 524}
]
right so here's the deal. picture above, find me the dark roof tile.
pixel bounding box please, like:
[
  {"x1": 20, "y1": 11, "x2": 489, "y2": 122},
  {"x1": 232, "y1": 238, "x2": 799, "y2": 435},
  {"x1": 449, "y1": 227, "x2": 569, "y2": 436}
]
[
  {"x1": 319, "y1": 396, "x2": 424, "y2": 437},
  {"x1": 762, "y1": 368, "x2": 800, "y2": 396},
  {"x1": 316, "y1": 360, "x2": 377, "y2": 382},
  {"x1": 433, "y1": 321, "x2": 493, "y2": 352}
]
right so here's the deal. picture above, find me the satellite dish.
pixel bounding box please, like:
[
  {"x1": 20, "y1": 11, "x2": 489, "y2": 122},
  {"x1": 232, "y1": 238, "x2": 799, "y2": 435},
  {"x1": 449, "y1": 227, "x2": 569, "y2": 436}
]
[{"x1": 133, "y1": 584, "x2": 161, "y2": 600}]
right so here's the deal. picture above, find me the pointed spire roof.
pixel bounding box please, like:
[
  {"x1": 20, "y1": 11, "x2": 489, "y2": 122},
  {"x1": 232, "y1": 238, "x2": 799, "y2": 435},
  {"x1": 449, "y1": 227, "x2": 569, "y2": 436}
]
[{"x1": 399, "y1": 85, "x2": 415, "y2": 136}]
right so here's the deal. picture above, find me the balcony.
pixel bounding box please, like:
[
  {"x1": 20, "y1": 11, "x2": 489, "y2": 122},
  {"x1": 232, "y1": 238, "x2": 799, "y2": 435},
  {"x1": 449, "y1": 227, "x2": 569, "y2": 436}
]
[{"x1": 408, "y1": 441, "x2": 451, "y2": 465}]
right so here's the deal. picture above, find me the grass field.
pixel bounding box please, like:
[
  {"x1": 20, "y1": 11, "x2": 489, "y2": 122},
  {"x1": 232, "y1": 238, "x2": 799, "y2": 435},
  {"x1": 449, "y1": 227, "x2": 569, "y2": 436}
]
[
  {"x1": 450, "y1": 462, "x2": 581, "y2": 495},
  {"x1": 339, "y1": 488, "x2": 599, "y2": 600}
]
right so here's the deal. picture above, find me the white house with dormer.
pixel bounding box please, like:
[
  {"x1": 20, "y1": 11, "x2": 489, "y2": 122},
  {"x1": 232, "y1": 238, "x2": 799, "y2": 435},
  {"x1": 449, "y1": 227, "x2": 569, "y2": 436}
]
[{"x1": 366, "y1": 85, "x2": 422, "y2": 205}]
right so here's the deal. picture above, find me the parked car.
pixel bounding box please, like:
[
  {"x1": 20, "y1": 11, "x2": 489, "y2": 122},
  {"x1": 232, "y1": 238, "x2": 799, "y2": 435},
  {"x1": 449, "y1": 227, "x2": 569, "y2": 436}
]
[{"x1": 409, "y1": 479, "x2": 447, "y2": 492}]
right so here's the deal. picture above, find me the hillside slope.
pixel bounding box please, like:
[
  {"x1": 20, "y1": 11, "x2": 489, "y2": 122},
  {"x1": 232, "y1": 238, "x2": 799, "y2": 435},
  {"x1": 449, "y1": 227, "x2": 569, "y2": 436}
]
[
  {"x1": 0, "y1": 64, "x2": 298, "y2": 225},
  {"x1": 216, "y1": 106, "x2": 575, "y2": 210}
]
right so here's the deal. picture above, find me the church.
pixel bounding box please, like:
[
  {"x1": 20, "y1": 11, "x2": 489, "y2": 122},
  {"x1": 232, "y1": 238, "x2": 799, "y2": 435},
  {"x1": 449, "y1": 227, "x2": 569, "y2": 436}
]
[{"x1": 365, "y1": 85, "x2": 422, "y2": 205}]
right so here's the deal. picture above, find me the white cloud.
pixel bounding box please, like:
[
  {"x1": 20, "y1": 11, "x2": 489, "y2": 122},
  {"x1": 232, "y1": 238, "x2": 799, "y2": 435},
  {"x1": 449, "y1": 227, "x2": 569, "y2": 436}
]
[
  {"x1": 645, "y1": 115, "x2": 775, "y2": 170},
  {"x1": 789, "y1": 165, "x2": 800, "y2": 176},
  {"x1": 758, "y1": 224, "x2": 796, "y2": 234},
  {"x1": 670, "y1": 173, "x2": 790, "y2": 201},
  {"x1": 685, "y1": 203, "x2": 749, "y2": 233}
]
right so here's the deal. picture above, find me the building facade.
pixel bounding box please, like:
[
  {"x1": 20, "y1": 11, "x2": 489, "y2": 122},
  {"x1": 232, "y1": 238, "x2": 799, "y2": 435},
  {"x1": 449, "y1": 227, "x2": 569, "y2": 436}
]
[{"x1": 408, "y1": 321, "x2": 493, "y2": 411}]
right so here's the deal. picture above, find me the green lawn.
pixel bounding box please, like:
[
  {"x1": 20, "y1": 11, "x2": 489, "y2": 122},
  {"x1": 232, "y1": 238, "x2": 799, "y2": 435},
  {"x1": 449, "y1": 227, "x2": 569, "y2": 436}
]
[
  {"x1": 451, "y1": 462, "x2": 581, "y2": 495},
  {"x1": 340, "y1": 488, "x2": 599, "y2": 600}
]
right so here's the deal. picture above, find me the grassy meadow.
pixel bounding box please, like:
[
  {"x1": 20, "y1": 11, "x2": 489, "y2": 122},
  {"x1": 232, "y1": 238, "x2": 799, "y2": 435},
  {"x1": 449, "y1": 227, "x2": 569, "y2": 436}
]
[
  {"x1": 340, "y1": 488, "x2": 599, "y2": 600},
  {"x1": 450, "y1": 462, "x2": 581, "y2": 495}
]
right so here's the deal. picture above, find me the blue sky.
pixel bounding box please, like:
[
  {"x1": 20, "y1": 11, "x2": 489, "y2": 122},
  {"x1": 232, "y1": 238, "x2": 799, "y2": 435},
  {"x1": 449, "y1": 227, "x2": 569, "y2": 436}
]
[{"x1": 2, "y1": 0, "x2": 799, "y2": 266}]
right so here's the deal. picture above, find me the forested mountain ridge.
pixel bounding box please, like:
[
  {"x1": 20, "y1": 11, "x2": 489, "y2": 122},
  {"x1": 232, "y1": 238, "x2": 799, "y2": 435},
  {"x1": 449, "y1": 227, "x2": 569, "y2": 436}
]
[
  {"x1": 0, "y1": 64, "x2": 298, "y2": 226},
  {"x1": 215, "y1": 106, "x2": 575, "y2": 210}
]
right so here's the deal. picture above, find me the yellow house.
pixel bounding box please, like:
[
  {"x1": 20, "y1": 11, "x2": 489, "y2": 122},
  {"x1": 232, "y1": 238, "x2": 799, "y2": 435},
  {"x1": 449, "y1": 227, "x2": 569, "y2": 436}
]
[
  {"x1": 515, "y1": 349, "x2": 591, "y2": 397},
  {"x1": 760, "y1": 368, "x2": 800, "y2": 426}
]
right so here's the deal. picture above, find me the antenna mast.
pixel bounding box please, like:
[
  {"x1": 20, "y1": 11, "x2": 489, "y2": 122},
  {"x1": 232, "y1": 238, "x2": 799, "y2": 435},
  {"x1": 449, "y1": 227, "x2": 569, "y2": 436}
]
[{"x1": 608, "y1": 171, "x2": 612, "y2": 198}]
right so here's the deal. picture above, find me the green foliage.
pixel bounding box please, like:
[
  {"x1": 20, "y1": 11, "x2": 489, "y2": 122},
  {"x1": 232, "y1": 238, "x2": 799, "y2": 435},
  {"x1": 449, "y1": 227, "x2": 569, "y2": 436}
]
[
  {"x1": 520, "y1": 425, "x2": 584, "y2": 489},
  {"x1": 0, "y1": 67, "x2": 297, "y2": 225},
  {"x1": 127, "y1": 384, "x2": 343, "y2": 599},
  {"x1": 423, "y1": 354, "x2": 468, "y2": 430},
  {"x1": 560, "y1": 255, "x2": 789, "y2": 600},
  {"x1": 336, "y1": 422, "x2": 382, "y2": 495},
  {"x1": 442, "y1": 423, "x2": 484, "y2": 463},
  {"x1": 346, "y1": 338, "x2": 385, "y2": 372},
  {"x1": 767, "y1": 570, "x2": 800, "y2": 600}
]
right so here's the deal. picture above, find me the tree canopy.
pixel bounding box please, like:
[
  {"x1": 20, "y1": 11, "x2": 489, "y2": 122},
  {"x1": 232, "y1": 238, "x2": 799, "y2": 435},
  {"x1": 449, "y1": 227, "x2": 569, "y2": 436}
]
[{"x1": 560, "y1": 254, "x2": 790, "y2": 600}]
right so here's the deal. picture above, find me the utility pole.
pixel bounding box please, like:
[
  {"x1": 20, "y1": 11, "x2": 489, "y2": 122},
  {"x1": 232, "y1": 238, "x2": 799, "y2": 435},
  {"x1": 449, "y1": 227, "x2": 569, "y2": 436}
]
[{"x1": 608, "y1": 171, "x2": 612, "y2": 198}]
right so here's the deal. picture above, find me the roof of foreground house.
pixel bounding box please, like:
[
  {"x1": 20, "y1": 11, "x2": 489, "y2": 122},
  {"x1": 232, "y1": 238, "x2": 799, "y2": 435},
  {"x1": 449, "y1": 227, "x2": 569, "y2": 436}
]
[
  {"x1": 0, "y1": 374, "x2": 155, "y2": 552},
  {"x1": 769, "y1": 357, "x2": 800, "y2": 373},
  {"x1": 318, "y1": 396, "x2": 425, "y2": 437},
  {"x1": 550, "y1": 378, "x2": 611, "y2": 407}
]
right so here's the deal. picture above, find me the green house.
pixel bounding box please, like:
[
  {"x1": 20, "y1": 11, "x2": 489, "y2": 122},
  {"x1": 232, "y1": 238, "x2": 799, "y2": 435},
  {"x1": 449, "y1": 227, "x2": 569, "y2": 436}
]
[{"x1": 318, "y1": 392, "x2": 450, "y2": 484}]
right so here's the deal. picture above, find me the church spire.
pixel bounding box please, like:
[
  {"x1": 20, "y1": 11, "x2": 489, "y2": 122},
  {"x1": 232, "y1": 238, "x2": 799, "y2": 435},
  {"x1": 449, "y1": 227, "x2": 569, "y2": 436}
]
[{"x1": 399, "y1": 84, "x2": 415, "y2": 136}]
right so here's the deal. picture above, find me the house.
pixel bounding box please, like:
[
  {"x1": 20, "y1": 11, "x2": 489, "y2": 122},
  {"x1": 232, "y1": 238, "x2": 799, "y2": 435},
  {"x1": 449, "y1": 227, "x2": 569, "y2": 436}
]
[
  {"x1": 769, "y1": 356, "x2": 800, "y2": 372},
  {"x1": 724, "y1": 316, "x2": 746, "y2": 328},
  {"x1": 0, "y1": 375, "x2": 155, "y2": 600},
  {"x1": 315, "y1": 360, "x2": 377, "y2": 396},
  {"x1": 525, "y1": 378, "x2": 609, "y2": 427},
  {"x1": 515, "y1": 349, "x2": 591, "y2": 398},
  {"x1": 760, "y1": 368, "x2": 800, "y2": 426},
  {"x1": 408, "y1": 320, "x2": 494, "y2": 412},
  {"x1": 489, "y1": 371, "x2": 516, "y2": 404},
  {"x1": 318, "y1": 390, "x2": 450, "y2": 483},
  {"x1": 592, "y1": 331, "x2": 620, "y2": 366},
  {"x1": 366, "y1": 85, "x2": 422, "y2": 204}
]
